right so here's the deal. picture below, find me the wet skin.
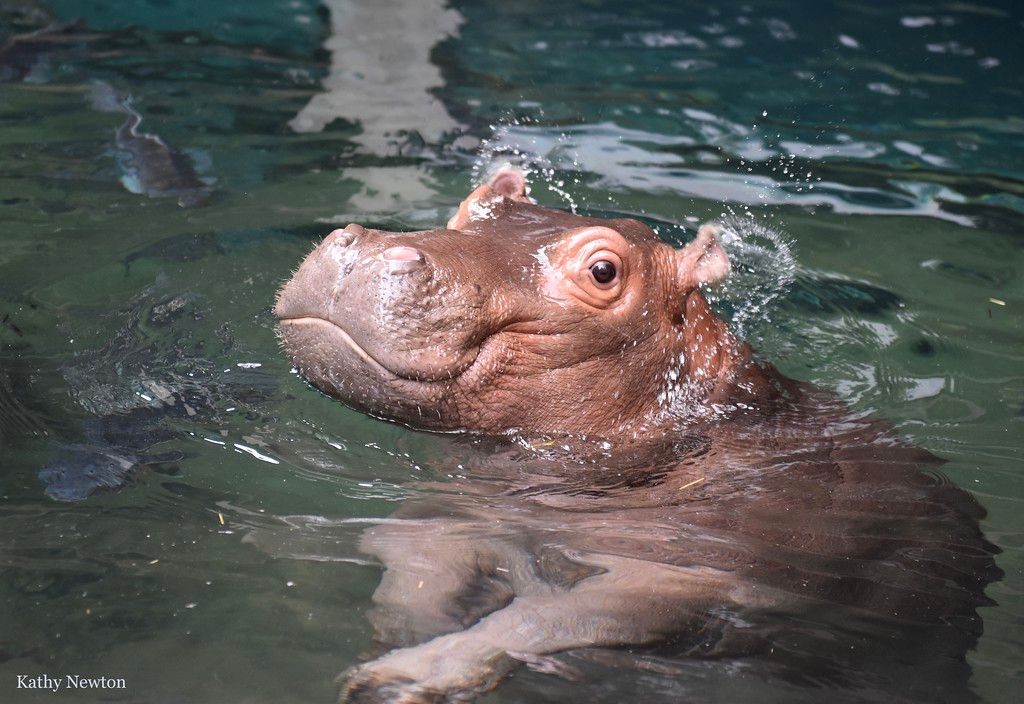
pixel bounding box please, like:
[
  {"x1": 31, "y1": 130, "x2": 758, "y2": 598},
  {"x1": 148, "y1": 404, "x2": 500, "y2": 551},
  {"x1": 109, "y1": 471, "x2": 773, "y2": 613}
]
[
  {"x1": 276, "y1": 169, "x2": 763, "y2": 438},
  {"x1": 275, "y1": 172, "x2": 1000, "y2": 703}
]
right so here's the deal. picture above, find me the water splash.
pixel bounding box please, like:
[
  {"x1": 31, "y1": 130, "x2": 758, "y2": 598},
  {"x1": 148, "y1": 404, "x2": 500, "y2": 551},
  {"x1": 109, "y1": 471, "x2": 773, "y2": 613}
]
[
  {"x1": 472, "y1": 117, "x2": 584, "y2": 212},
  {"x1": 705, "y1": 215, "x2": 797, "y2": 342}
]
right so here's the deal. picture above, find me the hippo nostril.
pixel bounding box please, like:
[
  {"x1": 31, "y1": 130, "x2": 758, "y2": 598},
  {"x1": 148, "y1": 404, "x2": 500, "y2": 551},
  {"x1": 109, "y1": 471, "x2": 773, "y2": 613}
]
[
  {"x1": 330, "y1": 223, "x2": 364, "y2": 248},
  {"x1": 381, "y1": 246, "x2": 425, "y2": 274},
  {"x1": 382, "y1": 246, "x2": 423, "y2": 262},
  {"x1": 328, "y1": 231, "x2": 355, "y2": 248}
]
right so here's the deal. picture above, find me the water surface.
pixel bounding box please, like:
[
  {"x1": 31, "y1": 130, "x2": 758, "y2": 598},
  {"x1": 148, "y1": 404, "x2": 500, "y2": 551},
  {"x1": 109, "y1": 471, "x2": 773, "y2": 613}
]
[{"x1": 0, "y1": 1, "x2": 1021, "y2": 702}]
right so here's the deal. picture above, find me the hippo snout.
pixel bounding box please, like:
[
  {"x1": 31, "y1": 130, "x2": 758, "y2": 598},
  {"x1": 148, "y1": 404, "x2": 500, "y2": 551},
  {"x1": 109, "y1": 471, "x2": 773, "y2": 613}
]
[
  {"x1": 277, "y1": 226, "x2": 434, "y2": 318},
  {"x1": 275, "y1": 221, "x2": 493, "y2": 403}
]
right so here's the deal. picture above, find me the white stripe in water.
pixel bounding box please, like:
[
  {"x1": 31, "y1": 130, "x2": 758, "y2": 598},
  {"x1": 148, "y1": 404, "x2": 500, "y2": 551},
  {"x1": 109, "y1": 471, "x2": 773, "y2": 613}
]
[{"x1": 233, "y1": 443, "x2": 280, "y2": 464}]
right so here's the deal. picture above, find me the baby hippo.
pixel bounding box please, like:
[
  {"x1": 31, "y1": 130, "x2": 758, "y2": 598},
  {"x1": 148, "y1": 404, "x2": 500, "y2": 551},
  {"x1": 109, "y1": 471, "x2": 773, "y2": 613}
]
[
  {"x1": 276, "y1": 169, "x2": 775, "y2": 439},
  {"x1": 275, "y1": 171, "x2": 998, "y2": 704}
]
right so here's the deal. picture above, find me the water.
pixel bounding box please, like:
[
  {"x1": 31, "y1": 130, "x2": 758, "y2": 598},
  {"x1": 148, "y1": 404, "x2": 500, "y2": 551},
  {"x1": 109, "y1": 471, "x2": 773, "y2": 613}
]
[{"x1": 0, "y1": 0, "x2": 1021, "y2": 701}]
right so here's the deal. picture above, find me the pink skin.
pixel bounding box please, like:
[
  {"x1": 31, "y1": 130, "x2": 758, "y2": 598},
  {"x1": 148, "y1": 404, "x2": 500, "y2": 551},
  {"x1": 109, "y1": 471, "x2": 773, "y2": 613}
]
[{"x1": 275, "y1": 169, "x2": 772, "y2": 439}]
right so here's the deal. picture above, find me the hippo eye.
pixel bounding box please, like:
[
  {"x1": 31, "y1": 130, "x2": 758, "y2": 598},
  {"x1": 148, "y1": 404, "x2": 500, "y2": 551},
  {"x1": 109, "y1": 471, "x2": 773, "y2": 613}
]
[{"x1": 589, "y1": 260, "x2": 617, "y2": 285}]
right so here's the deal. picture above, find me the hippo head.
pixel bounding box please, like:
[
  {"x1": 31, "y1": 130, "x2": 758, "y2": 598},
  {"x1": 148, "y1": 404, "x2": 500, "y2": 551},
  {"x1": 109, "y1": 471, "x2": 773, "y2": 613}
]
[{"x1": 275, "y1": 170, "x2": 755, "y2": 438}]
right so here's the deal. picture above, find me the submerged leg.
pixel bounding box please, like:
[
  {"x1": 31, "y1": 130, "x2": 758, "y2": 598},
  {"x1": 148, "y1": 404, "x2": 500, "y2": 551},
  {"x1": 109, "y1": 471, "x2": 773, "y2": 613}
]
[
  {"x1": 361, "y1": 519, "x2": 543, "y2": 647},
  {"x1": 340, "y1": 555, "x2": 733, "y2": 703}
]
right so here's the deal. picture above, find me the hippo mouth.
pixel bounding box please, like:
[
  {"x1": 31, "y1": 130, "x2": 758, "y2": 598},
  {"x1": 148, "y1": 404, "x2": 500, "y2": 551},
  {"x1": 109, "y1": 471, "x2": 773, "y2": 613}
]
[
  {"x1": 279, "y1": 316, "x2": 396, "y2": 377},
  {"x1": 277, "y1": 315, "x2": 482, "y2": 384}
]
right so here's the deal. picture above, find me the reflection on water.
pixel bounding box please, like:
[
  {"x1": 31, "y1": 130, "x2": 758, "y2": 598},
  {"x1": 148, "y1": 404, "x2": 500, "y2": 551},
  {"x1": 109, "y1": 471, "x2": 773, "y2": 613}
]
[
  {"x1": 290, "y1": 0, "x2": 464, "y2": 150},
  {"x1": 0, "y1": 0, "x2": 1022, "y2": 703}
]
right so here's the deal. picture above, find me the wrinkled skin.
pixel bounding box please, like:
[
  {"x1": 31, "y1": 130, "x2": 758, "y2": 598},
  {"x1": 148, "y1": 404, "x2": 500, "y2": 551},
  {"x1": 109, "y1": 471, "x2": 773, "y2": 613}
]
[
  {"x1": 276, "y1": 169, "x2": 771, "y2": 438},
  {"x1": 274, "y1": 172, "x2": 1000, "y2": 703}
]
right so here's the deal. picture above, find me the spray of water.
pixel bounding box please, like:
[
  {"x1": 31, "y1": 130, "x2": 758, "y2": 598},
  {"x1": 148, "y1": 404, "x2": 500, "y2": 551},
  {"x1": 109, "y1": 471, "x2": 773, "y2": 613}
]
[
  {"x1": 472, "y1": 117, "x2": 585, "y2": 213},
  {"x1": 706, "y1": 215, "x2": 797, "y2": 342}
]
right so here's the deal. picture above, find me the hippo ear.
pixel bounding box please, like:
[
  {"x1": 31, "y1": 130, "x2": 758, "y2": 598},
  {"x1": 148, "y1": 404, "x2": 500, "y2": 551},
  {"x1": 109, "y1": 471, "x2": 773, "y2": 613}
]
[
  {"x1": 447, "y1": 183, "x2": 492, "y2": 230},
  {"x1": 674, "y1": 223, "x2": 730, "y2": 291},
  {"x1": 487, "y1": 169, "x2": 531, "y2": 201},
  {"x1": 447, "y1": 169, "x2": 532, "y2": 230}
]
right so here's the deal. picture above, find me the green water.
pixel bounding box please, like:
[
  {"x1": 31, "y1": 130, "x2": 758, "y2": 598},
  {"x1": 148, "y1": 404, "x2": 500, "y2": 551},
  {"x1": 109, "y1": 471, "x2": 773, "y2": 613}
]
[{"x1": 0, "y1": 0, "x2": 1021, "y2": 702}]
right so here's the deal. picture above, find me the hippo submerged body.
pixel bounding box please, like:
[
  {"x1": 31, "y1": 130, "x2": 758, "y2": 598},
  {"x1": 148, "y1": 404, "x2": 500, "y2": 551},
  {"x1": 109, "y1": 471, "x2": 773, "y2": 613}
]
[{"x1": 275, "y1": 172, "x2": 999, "y2": 703}]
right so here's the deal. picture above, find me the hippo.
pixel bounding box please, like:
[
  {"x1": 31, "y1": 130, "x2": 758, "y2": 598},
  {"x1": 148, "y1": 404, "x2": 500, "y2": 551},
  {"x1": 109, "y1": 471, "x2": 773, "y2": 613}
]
[
  {"x1": 276, "y1": 169, "x2": 760, "y2": 438},
  {"x1": 275, "y1": 171, "x2": 1000, "y2": 703}
]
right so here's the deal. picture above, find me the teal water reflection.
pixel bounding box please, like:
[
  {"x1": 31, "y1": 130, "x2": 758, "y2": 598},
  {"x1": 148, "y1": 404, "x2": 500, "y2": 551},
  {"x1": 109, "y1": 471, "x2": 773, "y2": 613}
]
[{"x1": 0, "y1": 1, "x2": 1021, "y2": 702}]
